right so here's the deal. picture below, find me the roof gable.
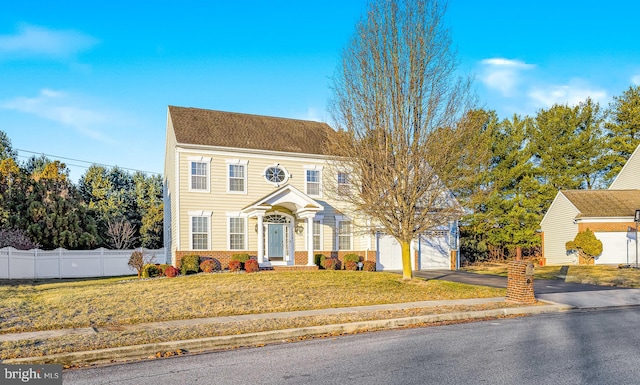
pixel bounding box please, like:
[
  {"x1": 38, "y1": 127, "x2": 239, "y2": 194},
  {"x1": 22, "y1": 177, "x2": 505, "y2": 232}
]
[
  {"x1": 561, "y1": 189, "x2": 640, "y2": 218},
  {"x1": 168, "y1": 106, "x2": 336, "y2": 155},
  {"x1": 610, "y1": 143, "x2": 640, "y2": 190}
]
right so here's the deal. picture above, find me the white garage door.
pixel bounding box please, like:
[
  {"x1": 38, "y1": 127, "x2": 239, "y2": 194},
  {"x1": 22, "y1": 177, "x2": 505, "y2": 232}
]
[
  {"x1": 419, "y1": 232, "x2": 451, "y2": 270},
  {"x1": 377, "y1": 235, "x2": 404, "y2": 271}
]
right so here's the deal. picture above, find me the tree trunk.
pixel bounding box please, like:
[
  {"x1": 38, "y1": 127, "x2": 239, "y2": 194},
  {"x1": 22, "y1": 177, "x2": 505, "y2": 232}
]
[
  {"x1": 515, "y1": 246, "x2": 522, "y2": 261},
  {"x1": 401, "y1": 240, "x2": 413, "y2": 280}
]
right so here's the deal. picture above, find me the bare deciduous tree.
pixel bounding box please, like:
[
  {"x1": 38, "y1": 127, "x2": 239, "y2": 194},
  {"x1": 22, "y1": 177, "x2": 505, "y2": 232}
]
[
  {"x1": 328, "y1": 0, "x2": 487, "y2": 279},
  {"x1": 107, "y1": 217, "x2": 137, "y2": 249}
]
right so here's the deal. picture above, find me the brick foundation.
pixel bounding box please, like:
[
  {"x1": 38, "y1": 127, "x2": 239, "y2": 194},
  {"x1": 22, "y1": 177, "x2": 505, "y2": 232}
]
[{"x1": 506, "y1": 260, "x2": 536, "y2": 304}]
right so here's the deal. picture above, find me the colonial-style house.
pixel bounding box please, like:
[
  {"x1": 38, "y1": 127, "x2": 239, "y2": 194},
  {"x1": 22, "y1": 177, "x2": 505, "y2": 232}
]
[
  {"x1": 163, "y1": 106, "x2": 459, "y2": 270},
  {"x1": 540, "y1": 143, "x2": 640, "y2": 265}
]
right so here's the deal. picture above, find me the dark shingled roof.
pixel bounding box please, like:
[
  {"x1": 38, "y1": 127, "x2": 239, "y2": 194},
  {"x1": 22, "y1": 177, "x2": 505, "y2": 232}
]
[
  {"x1": 563, "y1": 190, "x2": 640, "y2": 218},
  {"x1": 168, "y1": 106, "x2": 336, "y2": 155}
]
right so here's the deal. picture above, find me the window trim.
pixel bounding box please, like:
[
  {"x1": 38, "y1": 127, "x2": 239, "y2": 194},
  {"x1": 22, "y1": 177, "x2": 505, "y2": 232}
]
[
  {"x1": 226, "y1": 159, "x2": 249, "y2": 194},
  {"x1": 305, "y1": 216, "x2": 324, "y2": 251},
  {"x1": 304, "y1": 165, "x2": 323, "y2": 197},
  {"x1": 188, "y1": 157, "x2": 211, "y2": 193},
  {"x1": 188, "y1": 210, "x2": 212, "y2": 251},
  {"x1": 263, "y1": 164, "x2": 290, "y2": 186},
  {"x1": 336, "y1": 217, "x2": 353, "y2": 251},
  {"x1": 227, "y1": 214, "x2": 247, "y2": 250}
]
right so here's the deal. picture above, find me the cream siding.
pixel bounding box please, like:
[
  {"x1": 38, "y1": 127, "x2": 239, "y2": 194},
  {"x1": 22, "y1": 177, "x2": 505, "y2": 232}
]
[
  {"x1": 610, "y1": 144, "x2": 640, "y2": 190},
  {"x1": 174, "y1": 148, "x2": 356, "y2": 253},
  {"x1": 540, "y1": 191, "x2": 580, "y2": 265},
  {"x1": 163, "y1": 111, "x2": 178, "y2": 262}
]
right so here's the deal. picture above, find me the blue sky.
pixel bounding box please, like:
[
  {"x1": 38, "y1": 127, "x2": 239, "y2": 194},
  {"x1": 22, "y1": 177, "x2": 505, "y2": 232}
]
[{"x1": 1, "y1": 0, "x2": 640, "y2": 182}]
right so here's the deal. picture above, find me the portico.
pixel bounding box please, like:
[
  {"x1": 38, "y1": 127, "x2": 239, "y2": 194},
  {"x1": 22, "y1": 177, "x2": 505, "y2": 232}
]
[{"x1": 242, "y1": 185, "x2": 323, "y2": 266}]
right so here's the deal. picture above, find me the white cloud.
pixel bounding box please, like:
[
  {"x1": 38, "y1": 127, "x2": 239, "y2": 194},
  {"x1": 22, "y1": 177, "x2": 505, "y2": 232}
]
[
  {"x1": 528, "y1": 82, "x2": 608, "y2": 108},
  {"x1": 632, "y1": 75, "x2": 640, "y2": 86},
  {"x1": 479, "y1": 58, "x2": 535, "y2": 97},
  {"x1": 0, "y1": 89, "x2": 114, "y2": 143},
  {"x1": 0, "y1": 24, "x2": 98, "y2": 60}
]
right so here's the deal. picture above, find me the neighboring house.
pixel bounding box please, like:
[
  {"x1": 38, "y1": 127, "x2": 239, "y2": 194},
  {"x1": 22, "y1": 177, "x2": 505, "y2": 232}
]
[
  {"x1": 540, "y1": 190, "x2": 640, "y2": 265},
  {"x1": 163, "y1": 106, "x2": 459, "y2": 270}
]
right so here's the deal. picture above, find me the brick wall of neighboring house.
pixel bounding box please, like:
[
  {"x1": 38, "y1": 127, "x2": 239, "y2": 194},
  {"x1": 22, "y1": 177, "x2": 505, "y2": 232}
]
[{"x1": 578, "y1": 222, "x2": 637, "y2": 232}]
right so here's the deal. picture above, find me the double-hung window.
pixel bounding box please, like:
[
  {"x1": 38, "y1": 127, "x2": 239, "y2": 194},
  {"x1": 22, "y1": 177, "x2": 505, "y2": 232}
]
[
  {"x1": 190, "y1": 215, "x2": 210, "y2": 250},
  {"x1": 337, "y1": 172, "x2": 349, "y2": 195},
  {"x1": 229, "y1": 217, "x2": 245, "y2": 250},
  {"x1": 304, "y1": 165, "x2": 322, "y2": 197},
  {"x1": 190, "y1": 160, "x2": 209, "y2": 191},
  {"x1": 313, "y1": 220, "x2": 322, "y2": 250},
  {"x1": 338, "y1": 220, "x2": 352, "y2": 250},
  {"x1": 227, "y1": 159, "x2": 248, "y2": 193}
]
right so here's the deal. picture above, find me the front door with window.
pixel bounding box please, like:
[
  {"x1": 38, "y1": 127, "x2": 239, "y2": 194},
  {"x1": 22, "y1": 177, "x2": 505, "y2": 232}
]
[{"x1": 268, "y1": 224, "x2": 285, "y2": 259}]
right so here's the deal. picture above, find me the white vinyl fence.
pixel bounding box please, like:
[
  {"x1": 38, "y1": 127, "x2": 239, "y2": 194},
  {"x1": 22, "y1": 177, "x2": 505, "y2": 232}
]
[{"x1": 0, "y1": 247, "x2": 166, "y2": 279}]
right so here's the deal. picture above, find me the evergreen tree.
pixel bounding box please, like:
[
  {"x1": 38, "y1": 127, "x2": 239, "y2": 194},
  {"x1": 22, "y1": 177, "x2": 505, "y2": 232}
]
[{"x1": 604, "y1": 85, "x2": 640, "y2": 183}]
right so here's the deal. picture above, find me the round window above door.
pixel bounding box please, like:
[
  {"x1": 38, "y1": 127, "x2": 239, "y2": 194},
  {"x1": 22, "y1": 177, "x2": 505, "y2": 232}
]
[{"x1": 264, "y1": 165, "x2": 289, "y2": 185}]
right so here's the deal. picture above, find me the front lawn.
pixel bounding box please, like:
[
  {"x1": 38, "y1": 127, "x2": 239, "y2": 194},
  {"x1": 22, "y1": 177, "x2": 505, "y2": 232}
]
[{"x1": 0, "y1": 271, "x2": 505, "y2": 334}]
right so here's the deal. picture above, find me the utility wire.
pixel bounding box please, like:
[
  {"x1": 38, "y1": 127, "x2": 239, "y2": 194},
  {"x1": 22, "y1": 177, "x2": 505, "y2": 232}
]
[{"x1": 15, "y1": 149, "x2": 163, "y2": 176}]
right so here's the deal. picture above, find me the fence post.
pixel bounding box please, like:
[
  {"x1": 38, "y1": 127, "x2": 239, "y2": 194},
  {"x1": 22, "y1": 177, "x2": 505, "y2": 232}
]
[
  {"x1": 100, "y1": 247, "x2": 105, "y2": 277},
  {"x1": 34, "y1": 248, "x2": 38, "y2": 279},
  {"x1": 7, "y1": 247, "x2": 11, "y2": 279},
  {"x1": 59, "y1": 248, "x2": 63, "y2": 279}
]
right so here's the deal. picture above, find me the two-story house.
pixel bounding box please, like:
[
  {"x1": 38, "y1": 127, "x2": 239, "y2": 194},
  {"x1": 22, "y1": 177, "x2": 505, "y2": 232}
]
[{"x1": 164, "y1": 106, "x2": 458, "y2": 270}]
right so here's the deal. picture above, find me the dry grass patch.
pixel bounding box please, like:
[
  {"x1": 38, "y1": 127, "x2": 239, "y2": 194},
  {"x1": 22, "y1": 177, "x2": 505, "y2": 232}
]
[
  {"x1": 464, "y1": 264, "x2": 640, "y2": 287},
  {"x1": 0, "y1": 271, "x2": 505, "y2": 334},
  {"x1": 0, "y1": 301, "x2": 523, "y2": 360}
]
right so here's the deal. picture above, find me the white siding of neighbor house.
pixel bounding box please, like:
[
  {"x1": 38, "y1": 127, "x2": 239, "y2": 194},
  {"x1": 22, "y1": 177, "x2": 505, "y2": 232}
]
[
  {"x1": 610, "y1": 144, "x2": 640, "y2": 190},
  {"x1": 540, "y1": 191, "x2": 580, "y2": 265}
]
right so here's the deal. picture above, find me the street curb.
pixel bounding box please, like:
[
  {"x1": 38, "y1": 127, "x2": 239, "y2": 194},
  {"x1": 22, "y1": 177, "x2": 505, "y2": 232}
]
[{"x1": 2, "y1": 304, "x2": 570, "y2": 366}]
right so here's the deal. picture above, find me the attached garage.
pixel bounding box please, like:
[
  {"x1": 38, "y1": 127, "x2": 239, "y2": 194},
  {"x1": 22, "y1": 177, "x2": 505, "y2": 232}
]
[{"x1": 376, "y1": 229, "x2": 455, "y2": 271}]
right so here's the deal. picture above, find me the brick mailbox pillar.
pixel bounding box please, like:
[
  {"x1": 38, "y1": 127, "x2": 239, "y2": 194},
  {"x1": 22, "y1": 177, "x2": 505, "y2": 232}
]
[{"x1": 506, "y1": 260, "x2": 536, "y2": 304}]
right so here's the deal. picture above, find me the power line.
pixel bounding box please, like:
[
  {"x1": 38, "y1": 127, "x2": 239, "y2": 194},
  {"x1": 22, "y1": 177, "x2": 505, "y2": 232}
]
[{"x1": 15, "y1": 149, "x2": 163, "y2": 176}]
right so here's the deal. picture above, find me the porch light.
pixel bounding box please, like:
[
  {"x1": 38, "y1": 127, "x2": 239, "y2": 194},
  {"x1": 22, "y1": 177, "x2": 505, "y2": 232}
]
[{"x1": 295, "y1": 224, "x2": 304, "y2": 235}]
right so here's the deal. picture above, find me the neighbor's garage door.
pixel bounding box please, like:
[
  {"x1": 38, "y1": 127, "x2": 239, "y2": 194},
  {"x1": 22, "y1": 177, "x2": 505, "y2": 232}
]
[{"x1": 419, "y1": 231, "x2": 451, "y2": 270}]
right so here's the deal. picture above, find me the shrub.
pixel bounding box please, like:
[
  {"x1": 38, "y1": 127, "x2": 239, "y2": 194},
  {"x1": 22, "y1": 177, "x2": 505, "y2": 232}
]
[
  {"x1": 362, "y1": 260, "x2": 376, "y2": 271},
  {"x1": 343, "y1": 254, "x2": 361, "y2": 264},
  {"x1": 345, "y1": 261, "x2": 358, "y2": 271},
  {"x1": 228, "y1": 260, "x2": 242, "y2": 272},
  {"x1": 231, "y1": 253, "x2": 251, "y2": 263},
  {"x1": 141, "y1": 264, "x2": 160, "y2": 278},
  {"x1": 157, "y1": 264, "x2": 171, "y2": 276},
  {"x1": 322, "y1": 258, "x2": 340, "y2": 270},
  {"x1": 164, "y1": 266, "x2": 179, "y2": 277},
  {"x1": 200, "y1": 259, "x2": 222, "y2": 273},
  {"x1": 245, "y1": 259, "x2": 259, "y2": 273},
  {"x1": 315, "y1": 254, "x2": 327, "y2": 268},
  {"x1": 128, "y1": 250, "x2": 155, "y2": 279},
  {"x1": 180, "y1": 254, "x2": 201, "y2": 275}
]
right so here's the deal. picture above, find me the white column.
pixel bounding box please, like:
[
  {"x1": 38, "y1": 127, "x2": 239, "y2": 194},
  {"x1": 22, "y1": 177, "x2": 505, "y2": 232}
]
[
  {"x1": 307, "y1": 216, "x2": 315, "y2": 266},
  {"x1": 257, "y1": 214, "x2": 265, "y2": 264}
]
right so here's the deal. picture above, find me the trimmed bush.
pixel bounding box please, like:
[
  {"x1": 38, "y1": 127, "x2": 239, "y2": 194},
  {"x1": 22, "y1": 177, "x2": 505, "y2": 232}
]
[
  {"x1": 245, "y1": 259, "x2": 259, "y2": 273},
  {"x1": 228, "y1": 260, "x2": 242, "y2": 272},
  {"x1": 180, "y1": 254, "x2": 201, "y2": 275},
  {"x1": 141, "y1": 264, "x2": 160, "y2": 278},
  {"x1": 200, "y1": 259, "x2": 222, "y2": 273},
  {"x1": 315, "y1": 254, "x2": 327, "y2": 268},
  {"x1": 164, "y1": 266, "x2": 179, "y2": 277},
  {"x1": 345, "y1": 261, "x2": 358, "y2": 271},
  {"x1": 322, "y1": 258, "x2": 341, "y2": 270},
  {"x1": 231, "y1": 253, "x2": 251, "y2": 263},
  {"x1": 157, "y1": 264, "x2": 171, "y2": 276},
  {"x1": 343, "y1": 254, "x2": 361, "y2": 264},
  {"x1": 362, "y1": 260, "x2": 376, "y2": 271}
]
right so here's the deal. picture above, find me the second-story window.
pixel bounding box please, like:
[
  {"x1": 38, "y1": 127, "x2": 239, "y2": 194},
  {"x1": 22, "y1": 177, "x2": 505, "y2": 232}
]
[
  {"x1": 229, "y1": 164, "x2": 245, "y2": 192},
  {"x1": 190, "y1": 161, "x2": 208, "y2": 191},
  {"x1": 306, "y1": 169, "x2": 321, "y2": 196}
]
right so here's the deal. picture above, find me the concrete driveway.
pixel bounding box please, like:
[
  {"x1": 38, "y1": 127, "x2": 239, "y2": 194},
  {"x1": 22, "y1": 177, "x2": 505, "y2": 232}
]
[{"x1": 411, "y1": 269, "x2": 640, "y2": 309}]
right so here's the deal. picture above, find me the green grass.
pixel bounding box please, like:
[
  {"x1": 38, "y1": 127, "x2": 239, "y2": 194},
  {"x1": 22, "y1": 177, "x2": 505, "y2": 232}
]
[
  {"x1": 464, "y1": 264, "x2": 640, "y2": 287},
  {"x1": 0, "y1": 271, "x2": 505, "y2": 334}
]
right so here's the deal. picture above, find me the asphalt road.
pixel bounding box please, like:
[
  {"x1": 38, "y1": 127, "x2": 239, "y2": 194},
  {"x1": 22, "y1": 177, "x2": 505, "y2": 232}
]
[{"x1": 64, "y1": 307, "x2": 640, "y2": 385}]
